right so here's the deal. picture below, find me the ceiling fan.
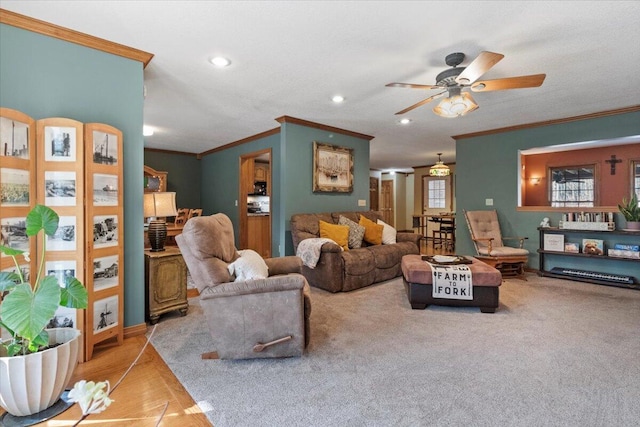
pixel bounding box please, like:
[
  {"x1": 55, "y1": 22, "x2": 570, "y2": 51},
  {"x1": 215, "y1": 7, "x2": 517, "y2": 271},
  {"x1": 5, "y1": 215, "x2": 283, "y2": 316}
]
[{"x1": 386, "y1": 51, "x2": 546, "y2": 118}]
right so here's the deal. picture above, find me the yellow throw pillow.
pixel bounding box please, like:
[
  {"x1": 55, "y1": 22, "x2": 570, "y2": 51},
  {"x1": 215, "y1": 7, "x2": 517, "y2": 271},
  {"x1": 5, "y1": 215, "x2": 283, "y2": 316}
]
[
  {"x1": 359, "y1": 215, "x2": 384, "y2": 245},
  {"x1": 319, "y1": 220, "x2": 350, "y2": 251}
]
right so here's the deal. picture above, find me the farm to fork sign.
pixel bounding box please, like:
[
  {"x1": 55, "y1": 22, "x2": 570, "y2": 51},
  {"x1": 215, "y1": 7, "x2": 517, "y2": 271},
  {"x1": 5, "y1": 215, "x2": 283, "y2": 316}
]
[{"x1": 430, "y1": 264, "x2": 473, "y2": 300}]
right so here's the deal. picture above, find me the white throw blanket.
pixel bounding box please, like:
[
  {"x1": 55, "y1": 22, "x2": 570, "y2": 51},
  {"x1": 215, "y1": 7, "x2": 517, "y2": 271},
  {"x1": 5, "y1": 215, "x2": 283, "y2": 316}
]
[
  {"x1": 427, "y1": 262, "x2": 473, "y2": 300},
  {"x1": 296, "y1": 238, "x2": 339, "y2": 268}
]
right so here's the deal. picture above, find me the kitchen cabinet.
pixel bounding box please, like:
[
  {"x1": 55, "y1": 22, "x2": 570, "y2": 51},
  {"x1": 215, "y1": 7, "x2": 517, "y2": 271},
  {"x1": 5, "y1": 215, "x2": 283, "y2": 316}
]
[
  {"x1": 254, "y1": 161, "x2": 270, "y2": 195},
  {"x1": 247, "y1": 214, "x2": 271, "y2": 258}
]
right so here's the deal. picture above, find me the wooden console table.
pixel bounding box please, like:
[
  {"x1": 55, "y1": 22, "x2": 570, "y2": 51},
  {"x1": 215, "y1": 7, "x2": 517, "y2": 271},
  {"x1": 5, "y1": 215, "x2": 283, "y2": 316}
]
[{"x1": 144, "y1": 247, "x2": 188, "y2": 324}]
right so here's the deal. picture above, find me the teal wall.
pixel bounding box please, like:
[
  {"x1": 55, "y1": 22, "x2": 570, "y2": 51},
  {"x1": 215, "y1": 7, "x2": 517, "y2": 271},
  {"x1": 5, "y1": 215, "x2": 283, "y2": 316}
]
[
  {"x1": 455, "y1": 110, "x2": 640, "y2": 278},
  {"x1": 143, "y1": 150, "x2": 201, "y2": 209},
  {"x1": 280, "y1": 122, "x2": 371, "y2": 255},
  {"x1": 199, "y1": 120, "x2": 371, "y2": 257},
  {"x1": 200, "y1": 131, "x2": 281, "y2": 250},
  {"x1": 1, "y1": 24, "x2": 145, "y2": 327}
]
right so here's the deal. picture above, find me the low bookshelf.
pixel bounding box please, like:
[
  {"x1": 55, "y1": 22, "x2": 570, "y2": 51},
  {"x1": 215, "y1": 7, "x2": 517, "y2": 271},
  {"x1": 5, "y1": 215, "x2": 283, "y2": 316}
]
[{"x1": 537, "y1": 227, "x2": 640, "y2": 290}]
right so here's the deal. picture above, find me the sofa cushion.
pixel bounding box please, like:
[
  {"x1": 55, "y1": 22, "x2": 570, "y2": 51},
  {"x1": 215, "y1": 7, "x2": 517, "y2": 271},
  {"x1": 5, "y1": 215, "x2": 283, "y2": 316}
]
[
  {"x1": 359, "y1": 215, "x2": 384, "y2": 245},
  {"x1": 377, "y1": 219, "x2": 397, "y2": 244},
  {"x1": 228, "y1": 249, "x2": 269, "y2": 281},
  {"x1": 319, "y1": 220, "x2": 349, "y2": 251},
  {"x1": 338, "y1": 215, "x2": 365, "y2": 249}
]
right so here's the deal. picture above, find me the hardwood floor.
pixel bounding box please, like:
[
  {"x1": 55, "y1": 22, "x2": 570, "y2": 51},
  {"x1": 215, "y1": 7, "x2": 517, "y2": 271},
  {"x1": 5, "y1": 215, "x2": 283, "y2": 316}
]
[
  {"x1": 1, "y1": 234, "x2": 448, "y2": 426},
  {"x1": 1, "y1": 335, "x2": 212, "y2": 426}
]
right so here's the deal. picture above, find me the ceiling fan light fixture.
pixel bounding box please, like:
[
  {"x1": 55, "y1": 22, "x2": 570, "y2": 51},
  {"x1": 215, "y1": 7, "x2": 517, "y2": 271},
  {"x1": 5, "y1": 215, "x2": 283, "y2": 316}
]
[
  {"x1": 433, "y1": 92, "x2": 478, "y2": 118},
  {"x1": 429, "y1": 153, "x2": 450, "y2": 177}
]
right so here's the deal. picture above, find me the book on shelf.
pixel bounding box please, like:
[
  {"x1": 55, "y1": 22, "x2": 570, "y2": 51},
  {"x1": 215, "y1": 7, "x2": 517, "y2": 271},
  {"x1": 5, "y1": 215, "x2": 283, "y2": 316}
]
[
  {"x1": 582, "y1": 239, "x2": 604, "y2": 255},
  {"x1": 614, "y1": 243, "x2": 640, "y2": 252},
  {"x1": 608, "y1": 249, "x2": 640, "y2": 259},
  {"x1": 564, "y1": 242, "x2": 579, "y2": 253},
  {"x1": 543, "y1": 233, "x2": 565, "y2": 251}
]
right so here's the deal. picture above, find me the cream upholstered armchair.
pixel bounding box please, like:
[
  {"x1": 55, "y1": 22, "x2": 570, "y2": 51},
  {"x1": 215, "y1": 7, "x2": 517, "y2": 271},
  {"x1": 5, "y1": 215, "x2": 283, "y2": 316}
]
[
  {"x1": 463, "y1": 209, "x2": 529, "y2": 279},
  {"x1": 176, "y1": 213, "x2": 311, "y2": 359}
]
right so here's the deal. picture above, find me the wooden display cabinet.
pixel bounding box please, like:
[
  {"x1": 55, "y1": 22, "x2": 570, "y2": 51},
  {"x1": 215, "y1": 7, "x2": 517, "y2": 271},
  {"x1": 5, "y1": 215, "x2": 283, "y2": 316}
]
[{"x1": 144, "y1": 247, "x2": 188, "y2": 324}]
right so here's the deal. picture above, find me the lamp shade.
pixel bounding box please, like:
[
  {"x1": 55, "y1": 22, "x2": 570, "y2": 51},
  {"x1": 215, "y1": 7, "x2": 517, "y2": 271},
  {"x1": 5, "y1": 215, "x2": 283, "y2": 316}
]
[
  {"x1": 433, "y1": 92, "x2": 479, "y2": 118},
  {"x1": 429, "y1": 153, "x2": 451, "y2": 177},
  {"x1": 143, "y1": 192, "x2": 177, "y2": 218}
]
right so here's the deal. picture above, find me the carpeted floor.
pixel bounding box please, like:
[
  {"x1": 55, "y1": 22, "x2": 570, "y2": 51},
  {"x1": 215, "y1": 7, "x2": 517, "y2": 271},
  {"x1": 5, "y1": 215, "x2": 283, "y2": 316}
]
[{"x1": 150, "y1": 273, "x2": 640, "y2": 427}]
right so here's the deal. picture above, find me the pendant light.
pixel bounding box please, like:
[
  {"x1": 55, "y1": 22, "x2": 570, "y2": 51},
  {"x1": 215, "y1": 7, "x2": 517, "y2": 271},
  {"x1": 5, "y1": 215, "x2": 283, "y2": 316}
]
[{"x1": 429, "y1": 153, "x2": 450, "y2": 177}]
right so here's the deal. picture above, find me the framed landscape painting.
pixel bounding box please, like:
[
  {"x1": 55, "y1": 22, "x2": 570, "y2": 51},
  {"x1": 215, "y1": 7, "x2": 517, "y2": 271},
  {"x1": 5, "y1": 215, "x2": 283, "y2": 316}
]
[{"x1": 312, "y1": 141, "x2": 354, "y2": 193}]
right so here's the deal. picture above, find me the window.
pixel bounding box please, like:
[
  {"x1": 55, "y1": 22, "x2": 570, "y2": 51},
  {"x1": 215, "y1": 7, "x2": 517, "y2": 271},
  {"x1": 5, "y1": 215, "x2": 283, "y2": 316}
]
[
  {"x1": 550, "y1": 166, "x2": 595, "y2": 207},
  {"x1": 427, "y1": 179, "x2": 446, "y2": 209}
]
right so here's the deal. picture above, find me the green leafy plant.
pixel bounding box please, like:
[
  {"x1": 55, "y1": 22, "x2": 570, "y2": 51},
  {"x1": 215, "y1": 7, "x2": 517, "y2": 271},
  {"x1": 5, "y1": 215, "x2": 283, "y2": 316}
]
[
  {"x1": 618, "y1": 192, "x2": 640, "y2": 222},
  {"x1": 0, "y1": 204, "x2": 88, "y2": 356}
]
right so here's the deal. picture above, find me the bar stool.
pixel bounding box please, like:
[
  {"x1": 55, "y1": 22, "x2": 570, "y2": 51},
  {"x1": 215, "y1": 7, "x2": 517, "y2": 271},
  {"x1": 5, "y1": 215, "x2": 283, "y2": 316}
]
[{"x1": 433, "y1": 215, "x2": 455, "y2": 251}]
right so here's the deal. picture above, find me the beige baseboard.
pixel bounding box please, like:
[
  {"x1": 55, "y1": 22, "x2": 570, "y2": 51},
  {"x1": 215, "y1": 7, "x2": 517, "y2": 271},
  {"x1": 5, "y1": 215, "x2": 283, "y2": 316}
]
[{"x1": 124, "y1": 323, "x2": 148, "y2": 339}]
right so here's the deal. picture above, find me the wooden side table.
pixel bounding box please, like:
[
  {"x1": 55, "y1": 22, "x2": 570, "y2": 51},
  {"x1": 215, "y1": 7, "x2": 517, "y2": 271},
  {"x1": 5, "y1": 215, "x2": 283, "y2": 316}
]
[{"x1": 144, "y1": 247, "x2": 188, "y2": 324}]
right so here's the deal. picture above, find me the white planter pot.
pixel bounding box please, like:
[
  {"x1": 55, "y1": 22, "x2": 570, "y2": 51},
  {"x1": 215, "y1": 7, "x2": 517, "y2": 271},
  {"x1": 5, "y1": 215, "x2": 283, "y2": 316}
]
[{"x1": 0, "y1": 328, "x2": 80, "y2": 417}]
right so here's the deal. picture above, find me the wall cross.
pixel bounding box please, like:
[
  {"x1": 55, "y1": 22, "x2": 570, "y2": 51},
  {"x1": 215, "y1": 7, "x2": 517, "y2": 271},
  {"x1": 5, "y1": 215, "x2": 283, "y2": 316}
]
[{"x1": 605, "y1": 154, "x2": 622, "y2": 175}]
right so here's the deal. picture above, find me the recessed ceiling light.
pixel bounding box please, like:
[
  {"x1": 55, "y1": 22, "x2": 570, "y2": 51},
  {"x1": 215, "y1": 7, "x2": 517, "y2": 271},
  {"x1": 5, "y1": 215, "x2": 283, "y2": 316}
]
[
  {"x1": 398, "y1": 118, "x2": 412, "y2": 125},
  {"x1": 143, "y1": 126, "x2": 154, "y2": 136},
  {"x1": 210, "y1": 56, "x2": 231, "y2": 67},
  {"x1": 331, "y1": 95, "x2": 345, "y2": 103}
]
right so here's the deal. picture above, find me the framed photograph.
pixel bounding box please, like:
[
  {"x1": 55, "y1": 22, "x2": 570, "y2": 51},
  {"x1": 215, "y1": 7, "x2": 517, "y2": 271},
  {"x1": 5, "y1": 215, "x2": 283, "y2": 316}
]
[
  {"x1": 93, "y1": 173, "x2": 118, "y2": 206},
  {"x1": 93, "y1": 295, "x2": 118, "y2": 334},
  {"x1": 543, "y1": 233, "x2": 564, "y2": 251},
  {"x1": 0, "y1": 115, "x2": 30, "y2": 159},
  {"x1": 47, "y1": 306, "x2": 77, "y2": 329},
  {"x1": 2, "y1": 264, "x2": 30, "y2": 283},
  {"x1": 91, "y1": 130, "x2": 118, "y2": 165},
  {"x1": 582, "y1": 239, "x2": 604, "y2": 255},
  {"x1": 312, "y1": 141, "x2": 354, "y2": 193},
  {"x1": 43, "y1": 125, "x2": 77, "y2": 162},
  {"x1": 1, "y1": 168, "x2": 30, "y2": 206},
  {"x1": 45, "y1": 260, "x2": 77, "y2": 287},
  {"x1": 564, "y1": 242, "x2": 580, "y2": 253},
  {"x1": 93, "y1": 215, "x2": 119, "y2": 248},
  {"x1": 46, "y1": 216, "x2": 76, "y2": 251},
  {"x1": 93, "y1": 254, "x2": 119, "y2": 291},
  {"x1": 0, "y1": 217, "x2": 28, "y2": 255},
  {"x1": 44, "y1": 171, "x2": 76, "y2": 206}
]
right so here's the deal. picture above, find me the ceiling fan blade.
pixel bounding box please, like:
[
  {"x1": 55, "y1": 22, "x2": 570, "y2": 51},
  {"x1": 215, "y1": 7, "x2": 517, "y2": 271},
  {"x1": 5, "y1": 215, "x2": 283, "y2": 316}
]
[
  {"x1": 470, "y1": 74, "x2": 546, "y2": 92},
  {"x1": 386, "y1": 82, "x2": 442, "y2": 90},
  {"x1": 455, "y1": 51, "x2": 504, "y2": 85},
  {"x1": 394, "y1": 91, "x2": 447, "y2": 115}
]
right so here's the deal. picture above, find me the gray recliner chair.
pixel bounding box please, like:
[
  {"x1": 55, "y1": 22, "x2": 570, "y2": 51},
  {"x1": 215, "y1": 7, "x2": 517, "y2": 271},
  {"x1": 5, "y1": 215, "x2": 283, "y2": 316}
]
[{"x1": 176, "y1": 213, "x2": 311, "y2": 359}]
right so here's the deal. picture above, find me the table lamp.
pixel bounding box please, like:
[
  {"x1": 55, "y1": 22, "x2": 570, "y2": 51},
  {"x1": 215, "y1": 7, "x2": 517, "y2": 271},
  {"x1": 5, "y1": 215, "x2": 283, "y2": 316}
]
[{"x1": 144, "y1": 192, "x2": 177, "y2": 252}]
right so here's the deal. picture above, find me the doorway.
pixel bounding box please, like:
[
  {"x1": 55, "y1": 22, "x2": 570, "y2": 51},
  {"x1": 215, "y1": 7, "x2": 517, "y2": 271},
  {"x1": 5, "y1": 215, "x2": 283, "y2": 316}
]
[
  {"x1": 239, "y1": 149, "x2": 272, "y2": 257},
  {"x1": 380, "y1": 180, "x2": 394, "y2": 226},
  {"x1": 369, "y1": 177, "x2": 379, "y2": 211}
]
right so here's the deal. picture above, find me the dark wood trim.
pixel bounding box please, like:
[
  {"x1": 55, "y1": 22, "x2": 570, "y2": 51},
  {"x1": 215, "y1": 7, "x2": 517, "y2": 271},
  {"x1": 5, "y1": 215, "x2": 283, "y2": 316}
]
[
  {"x1": 123, "y1": 323, "x2": 148, "y2": 339},
  {"x1": 452, "y1": 106, "x2": 640, "y2": 140},
  {"x1": 198, "y1": 127, "x2": 280, "y2": 158},
  {"x1": 0, "y1": 8, "x2": 154, "y2": 67},
  {"x1": 144, "y1": 147, "x2": 199, "y2": 157},
  {"x1": 275, "y1": 115, "x2": 374, "y2": 141}
]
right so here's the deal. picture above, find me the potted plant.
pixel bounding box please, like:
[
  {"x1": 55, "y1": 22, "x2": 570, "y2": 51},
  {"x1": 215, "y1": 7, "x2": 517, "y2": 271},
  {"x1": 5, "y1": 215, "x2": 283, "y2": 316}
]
[
  {"x1": 0, "y1": 204, "x2": 88, "y2": 417},
  {"x1": 618, "y1": 192, "x2": 640, "y2": 231}
]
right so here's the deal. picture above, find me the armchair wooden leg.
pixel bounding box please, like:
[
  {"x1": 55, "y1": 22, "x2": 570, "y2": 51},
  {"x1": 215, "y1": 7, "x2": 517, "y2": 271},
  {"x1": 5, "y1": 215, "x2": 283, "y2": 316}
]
[{"x1": 253, "y1": 335, "x2": 292, "y2": 352}]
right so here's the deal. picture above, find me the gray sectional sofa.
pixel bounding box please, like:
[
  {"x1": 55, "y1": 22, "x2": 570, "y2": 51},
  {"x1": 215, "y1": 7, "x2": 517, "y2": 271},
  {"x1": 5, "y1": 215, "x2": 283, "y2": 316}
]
[{"x1": 290, "y1": 211, "x2": 421, "y2": 292}]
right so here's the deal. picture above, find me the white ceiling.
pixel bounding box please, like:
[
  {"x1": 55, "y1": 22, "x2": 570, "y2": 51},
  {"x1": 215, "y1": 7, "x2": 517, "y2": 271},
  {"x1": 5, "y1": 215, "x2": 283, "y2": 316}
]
[{"x1": 2, "y1": 1, "x2": 639, "y2": 172}]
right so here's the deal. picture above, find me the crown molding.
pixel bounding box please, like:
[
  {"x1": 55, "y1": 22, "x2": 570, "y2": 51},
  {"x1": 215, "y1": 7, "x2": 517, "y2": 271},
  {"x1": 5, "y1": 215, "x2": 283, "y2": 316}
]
[
  {"x1": 275, "y1": 115, "x2": 374, "y2": 141},
  {"x1": 197, "y1": 127, "x2": 281, "y2": 159},
  {"x1": 452, "y1": 105, "x2": 640, "y2": 140},
  {"x1": 144, "y1": 147, "x2": 198, "y2": 157},
  {"x1": 0, "y1": 8, "x2": 154, "y2": 67}
]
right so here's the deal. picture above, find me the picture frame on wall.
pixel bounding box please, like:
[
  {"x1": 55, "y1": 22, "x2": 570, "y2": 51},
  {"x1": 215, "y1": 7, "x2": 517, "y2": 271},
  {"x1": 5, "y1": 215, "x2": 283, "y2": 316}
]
[
  {"x1": 91, "y1": 129, "x2": 118, "y2": 165},
  {"x1": 312, "y1": 141, "x2": 354, "y2": 193},
  {"x1": 43, "y1": 125, "x2": 77, "y2": 162},
  {"x1": 1, "y1": 168, "x2": 30, "y2": 206}
]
